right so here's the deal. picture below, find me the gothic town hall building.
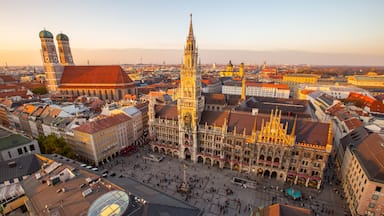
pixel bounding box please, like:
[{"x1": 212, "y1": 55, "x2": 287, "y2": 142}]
[{"x1": 150, "y1": 15, "x2": 333, "y2": 189}]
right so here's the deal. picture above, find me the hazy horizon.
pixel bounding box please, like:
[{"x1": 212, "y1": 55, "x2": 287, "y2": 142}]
[
  {"x1": 1, "y1": 48, "x2": 383, "y2": 67},
  {"x1": 1, "y1": 0, "x2": 384, "y2": 67}
]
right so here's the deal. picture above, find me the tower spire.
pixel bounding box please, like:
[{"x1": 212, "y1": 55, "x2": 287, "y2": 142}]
[{"x1": 188, "y1": 13, "x2": 194, "y2": 39}]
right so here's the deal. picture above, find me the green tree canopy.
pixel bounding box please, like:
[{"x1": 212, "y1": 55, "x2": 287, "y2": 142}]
[
  {"x1": 32, "y1": 86, "x2": 48, "y2": 95},
  {"x1": 38, "y1": 134, "x2": 75, "y2": 159}
]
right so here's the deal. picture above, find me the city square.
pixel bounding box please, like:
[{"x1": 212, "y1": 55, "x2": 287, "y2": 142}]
[{"x1": 101, "y1": 146, "x2": 350, "y2": 216}]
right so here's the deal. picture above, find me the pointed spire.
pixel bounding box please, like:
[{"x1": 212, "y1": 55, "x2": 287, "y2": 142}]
[{"x1": 188, "y1": 13, "x2": 194, "y2": 39}]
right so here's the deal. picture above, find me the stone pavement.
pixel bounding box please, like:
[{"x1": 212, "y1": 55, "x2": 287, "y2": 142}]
[{"x1": 100, "y1": 147, "x2": 350, "y2": 216}]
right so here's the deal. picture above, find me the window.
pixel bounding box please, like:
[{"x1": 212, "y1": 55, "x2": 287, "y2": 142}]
[
  {"x1": 30, "y1": 145, "x2": 35, "y2": 151},
  {"x1": 368, "y1": 202, "x2": 375, "y2": 208},
  {"x1": 24, "y1": 146, "x2": 28, "y2": 153},
  {"x1": 375, "y1": 186, "x2": 382, "y2": 192},
  {"x1": 8, "y1": 151, "x2": 12, "y2": 158},
  {"x1": 372, "y1": 194, "x2": 379, "y2": 200},
  {"x1": 17, "y1": 148, "x2": 23, "y2": 155},
  {"x1": 304, "y1": 152, "x2": 311, "y2": 158}
]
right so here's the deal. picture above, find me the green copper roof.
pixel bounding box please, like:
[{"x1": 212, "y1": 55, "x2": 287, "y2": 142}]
[
  {"x1": 39, "y1": 30, "x2": 53, "y2": 39},
  {"x1": 56, "y1": 33, "x2": 69, "y2": 41},
  {"x1": 0, "y1": 134, "x2": 32, "y2": 151}
]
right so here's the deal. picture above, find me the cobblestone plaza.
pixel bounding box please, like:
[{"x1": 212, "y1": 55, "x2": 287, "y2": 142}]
[{"x1": 102, "y1": 147, "x2": 350, "y2": 216}]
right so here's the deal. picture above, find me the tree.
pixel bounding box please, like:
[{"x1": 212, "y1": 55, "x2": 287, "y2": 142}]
[
  {"x1": 37, "y1": 134, "x2": 75, "y2": 159},
  {"x1": 32, "y1": 86, "x2": 48, "y2": 95}
]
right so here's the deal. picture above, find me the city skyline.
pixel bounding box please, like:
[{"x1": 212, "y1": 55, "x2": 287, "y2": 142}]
[{"x1": 1, "y1": 0, "x2": 384, "y2": 66}]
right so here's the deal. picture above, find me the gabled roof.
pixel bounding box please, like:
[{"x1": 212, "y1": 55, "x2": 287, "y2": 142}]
[
  {"x1": 74, "y1": 113, "x2": 131, "y2": 134},
  {"x1": 203, "y1": 93, "x2": 226, "y2": 105},
  {"x1": 256, "y1": 203, "x2": 311, "y2": 216},
  {"x1": 355, "y1": 133, "x2": 384, "y2": 183},
  {"x1": 0, "y1": 154, "x2": 42, "y2": 183},
  {"x1": 154, "y1": 104, "x2": 178, "y2": 120},
  {"x1": 200, "y1": 110, "x2": 230, "y2": 127},
  {"x1": 294, "y1": 120, "x2": 329, "y2": 146},
  {"x1": 60, "y1": 65, "x2": 133, "y2": 87},
  {"x1": 227, "y1": 111, "x2": 257, "y2": 135}
]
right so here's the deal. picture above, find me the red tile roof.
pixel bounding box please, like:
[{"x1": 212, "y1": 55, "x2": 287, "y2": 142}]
[
  {"x1": 0, "y1": 75, "x2": 17, "y2": 83},
  {"x1": 260, "y1": 203, "x2": 311, "y2": 216},
  {"x1": 0, "y1": 90, "x2": 30, "y2": 99},
  {"x1": 345, "y1": 92, "x2": 384, "y2": 113},
  {"x1": 60, "y1": 65, "x2": 133, "y2": 87},
  {"x1": 155, "y1": 104, "x2": 178, "y2": 120},
  {"x1": 344, "y1": 117, "x2": 363, "y2": 131},
  {"x1": 74, "y1": 113, "x2": 131, "y2": 134},
  {"x1": 200, "y1": 110, "x2": 230, "y2": 127}
]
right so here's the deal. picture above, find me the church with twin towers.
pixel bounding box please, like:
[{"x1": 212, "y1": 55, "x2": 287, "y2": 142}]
[{"x1": 38, "y1": 30, "x2": 136, "y2": 100}]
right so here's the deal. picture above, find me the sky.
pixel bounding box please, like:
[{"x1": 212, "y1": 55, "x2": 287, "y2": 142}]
[{"x1": 1, "y1": 0, "x2": 384, "y2": 65}]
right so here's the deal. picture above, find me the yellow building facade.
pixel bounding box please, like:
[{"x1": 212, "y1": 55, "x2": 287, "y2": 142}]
[
  {"x1": 219, "y1": 60, "x2": 244, "y2": 77},
  {"x1": 347, "y1": 72, "x2": 384, "y2": 87},
  {"x1": 283, "y1": 74, "x2": 320, "y2": 84}
]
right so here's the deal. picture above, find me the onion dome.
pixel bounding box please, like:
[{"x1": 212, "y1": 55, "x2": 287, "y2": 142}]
[
  {"x1": 39, "y1": 30, "x2": 53, "y2": 39},
  {"x1": 56, "y1": 33, "x2": 69, "y2": 41}
]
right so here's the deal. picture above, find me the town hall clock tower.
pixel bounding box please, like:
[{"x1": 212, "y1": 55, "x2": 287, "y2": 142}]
[{"x1": 177, "y1": 14, "x2": 204, "y2": 162}]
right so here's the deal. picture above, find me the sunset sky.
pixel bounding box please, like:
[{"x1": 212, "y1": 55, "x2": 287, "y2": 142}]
[{"x1": 1, "y1": 0, "x2": 383, "y2": 65}]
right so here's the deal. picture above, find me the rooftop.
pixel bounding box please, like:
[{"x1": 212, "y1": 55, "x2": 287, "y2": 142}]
[
  {"x1": 22, "y1": 154, "x2": 201, "y2": 216},
  {"x1": 74, "y1": 113, "x2": 130, "y2": 134},
  {"x1": 355, "y1": 133, "x2": 384, "y2": 183},
  {"x1": 253, "y1": 203, "x2": 311, "y2": 216},
  {"x1": 0, "y1": 154, "x2": 42, "y2": 183},
  {"x1": 0, "y1": 133, "x2": 32, "y2": 151},
  {"x1": 60, "y1": 65, "x2": 134, "y2": 88}
]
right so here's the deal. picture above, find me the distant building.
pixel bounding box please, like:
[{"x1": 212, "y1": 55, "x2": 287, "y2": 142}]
[
  {"x1": 219, "y1": 60, "x2": 244, "y2": 77},
  {"x1": 297, "y1": 84, "x2": 373, "y2": 100},
  {"x1": 283, "y1": 73, "x2": 320, "y2": 85},
  {"x1": 0, "y1": 127, "x2": 40, "y2": 161},
  {"x1": 347, "y1": 72, "x2": 384, "y2": 87},
  {"x1": 201, "y1": 78, "x2": 222, "y2": 93},
  {"x1": 283, "y1": 74, "x2": 320, "y2": 98},
  {"x1": 222, "y1": 81, "x2": 290, "y2": 99}
]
